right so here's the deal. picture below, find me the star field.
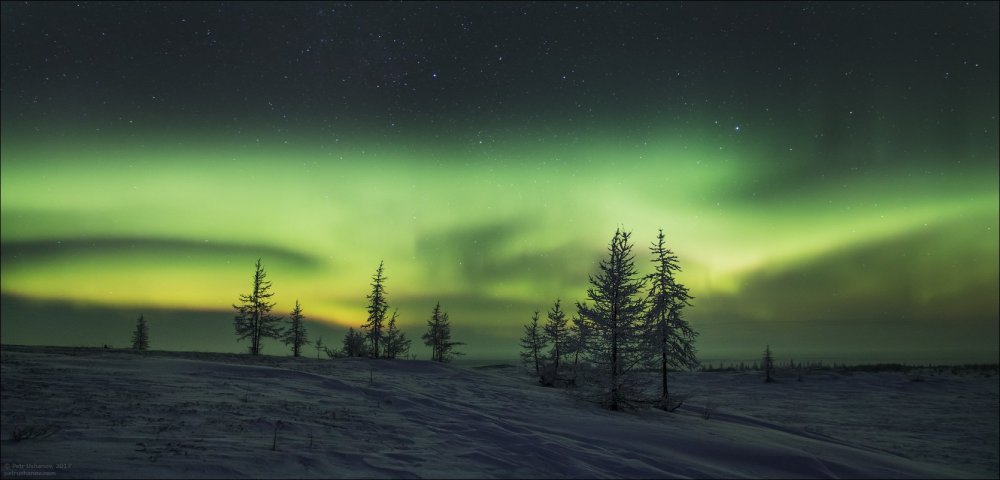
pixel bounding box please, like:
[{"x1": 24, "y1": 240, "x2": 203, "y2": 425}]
[{"x1": 1, "y1": 2, "x2": 997, "y2": 362}]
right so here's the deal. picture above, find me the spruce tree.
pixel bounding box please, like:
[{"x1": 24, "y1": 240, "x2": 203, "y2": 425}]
[
  {"x1": 763, "y1": 344, "x2": 775, "y2": 383},
  {"x1": 361, "y1": 261, "x2": 389, "y2": 358},
  {"x1": 383, "y1": 309, "x2": 411, "y2": 359},
  {"x1": 343, "y1": 327, "x2": 367, "y2": 357},
  {"x1": 543, "y1": 299, "x2": 571, "y2": 374},
  {"x1": 232, "y1": 258, "x2": 284, "y2": 355},
  {"x1": 314, "y1": 336, "x2": 325, "y2": 359},
  {"x1": 519, "y1": 311, "x2": 547, "y2": 376},
  {"x1": 422, "y1": 302, "x2": 463, "y2": 362},
  {"x1": 577, "y1": 229, "x2": 649, "y2": 410},
  {"x1": 645, "y1": 229, "x2": 698, "y2": 408},
  {"x1": 131, "y1": 314, "x2": 149, "y2": 351},
  {"x1": 569, "y1": 311, "x2": 590, "y2": 384},
  {"x1": 283, "y1": 300, "x2": 309, "y2": 357}
]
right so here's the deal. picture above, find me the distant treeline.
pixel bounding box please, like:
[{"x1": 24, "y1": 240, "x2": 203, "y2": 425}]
[{"x1": 699, "y1": 360, "x2": 998, "y2": 374}]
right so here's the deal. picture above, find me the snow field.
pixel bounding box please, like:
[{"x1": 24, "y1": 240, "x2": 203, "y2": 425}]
[{"x1": 1, "y1": 346, "x2": 995, "y2": 478}]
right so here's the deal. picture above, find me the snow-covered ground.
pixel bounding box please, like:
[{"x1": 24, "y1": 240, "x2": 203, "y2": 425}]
[{"x1": 1, "y1": 346, "x2": 996, "y2": 479}]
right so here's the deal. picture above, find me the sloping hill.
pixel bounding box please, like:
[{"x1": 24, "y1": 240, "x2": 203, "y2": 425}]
[{"x1": 0, "y1": 346, "x2": 983, "y2": 478}]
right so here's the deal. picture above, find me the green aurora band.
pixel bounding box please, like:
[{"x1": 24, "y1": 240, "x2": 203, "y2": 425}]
[
  {"x1": 1, "y1": 2, "x2": 997, "y2": 363},
  {"x1": 2, "y1": 128, "x2": 997, "y2": 362}
]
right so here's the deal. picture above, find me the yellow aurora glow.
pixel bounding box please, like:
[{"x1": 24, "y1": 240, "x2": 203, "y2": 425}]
[{"x1": 2, "y1": 133, "x2": 996, "y2": 361}]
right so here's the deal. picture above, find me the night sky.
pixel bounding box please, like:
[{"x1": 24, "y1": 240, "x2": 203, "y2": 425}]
[{"x1": 2, "y1": 2, "x2": 997, "y2": 363}]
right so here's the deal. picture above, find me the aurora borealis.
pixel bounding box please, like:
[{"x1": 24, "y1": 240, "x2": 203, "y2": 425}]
[{"x1": 1, "y1": 2, "x2": 997, "y2": 363}]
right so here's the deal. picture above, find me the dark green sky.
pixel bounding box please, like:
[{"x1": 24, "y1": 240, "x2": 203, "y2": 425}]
[{"x1": 1, "y1": 2, "x2": 997, "y2": 363}]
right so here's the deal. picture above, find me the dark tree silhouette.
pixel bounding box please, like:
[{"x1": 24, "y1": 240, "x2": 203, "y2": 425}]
[
  {"x1": 519, "y1": 311, "x2": 547, "y2": 376},
  {"x1": 232, "y1": 258, "x2": 283, "y2": 355},
  {"x1": 361, "y1": 261, "x2": 389, "y2": 358},
  {"x1": 283, "y1": 300, "x2": 309, "y2": 357},
  {"x1": 569, "y1": 311, "x2": 591, "y2": 384},
  {"x1": 131, "y1": 313, "x2": 149, "y2": 351},
  {"x1": 314, "y1": 336, "x2": 325, "y2": 359},
  {"x1": 577, "y1": 229, "x2": 649, "y2": 410},
  {"x1": 544, "y1": 299, "x2": 571, "y2": 375},
  {"x1": 645, "y1": 229, "x2": 698, "y2": 408},
  {"x1": 422, "y1": 302, "x2": 463, "y2": 362},
  {"x1": 763, "y1": 344, "x2": 776, "y2": 383},
  {"x1": 342, "y1": 327, "x2": 367, "y2": 357},
  {"x1": 383, "y1": 309, "x2": 411, "y2": 359}
]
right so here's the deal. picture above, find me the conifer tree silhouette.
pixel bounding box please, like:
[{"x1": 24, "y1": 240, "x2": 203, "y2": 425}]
[
  {"x1": 283, "y1": 300, "x2": 309, "y2": 357},
  {"x1": 520, "y1": 311, "x2": 547, "y2": 376},
  {"x1": 422, "y1": 302, "x2": 463, "y2": 362},
  {"x1": 342, "y1": 327, "x2": 367, "y2": 357},
  {"x1": 383, "y1": 309, "x2": 411, "y2": 359},
  {"x1": 645, "y1": 229, "x2": 698, "y2": 408},
  {"x1": 314, "y1": 336, "x2": 325, "y2": 359},
  {"x1": 232, "y1": 258, "x2": 283, "y2": 355},
  {"x1": 362, "y1": 261, "x2": 389, "y2": 358},
  {"x1": 544, "y1": 299, "x2": 571, "y2": 375},
  {"x1": 577, "y1": 229, "x2": 650, "y2": 410},
  {"x1": 763, "y1": 344, "x2": 776, "y2": 383},
  {"x1": 131, "y1": 314, "x2": 149, "y2": 351}
]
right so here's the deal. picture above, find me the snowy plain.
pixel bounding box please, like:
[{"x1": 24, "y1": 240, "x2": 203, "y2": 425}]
[{"x1": 1, "y1": 345, "x2": 996, "y2": 479}]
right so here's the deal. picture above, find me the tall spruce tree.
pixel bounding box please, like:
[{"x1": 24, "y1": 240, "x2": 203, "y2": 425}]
[
  {"x1": 645, "y1": 229, "x2": 698, "y2": 407},
  {"x1": 543, "y1": 299, "x2": 571, "y2": 374},
  {"x1": 233, "y1": 258, "x2": 283, "y2": 355},
  {"x1": 131, "y1": 314, "x2": 149, "y2": 351},
  {"x1": 383, "y1": 309, "x2": 411, "y2": 359},
  {"x1": 577, "y1": 229, "x2": 649, "y2": 410},
  {"x1": 283, "y1": 300, "x2": 309, "y2": 357},
  {"x1": 519, "y1": 311, "x2": 547, "y2": 376},
  {"x1": 422, "y1": 302, "x2": 463, "y2": 362},
  {"x1": 361, "y1": 262, "x2": 389, "y2": 358}
]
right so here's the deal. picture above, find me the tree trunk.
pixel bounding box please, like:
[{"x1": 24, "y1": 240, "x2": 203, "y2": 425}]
[
  {"x1": 554, "y1": 341, "x2": 560, "y2": 373},
  {"x1": 610, "y1": 294, "x2": 620, "y2": 410},
  {"x1": 533, "y1": 346, "x2": 539, "y2": 375},
  {"x1": 253, "y1": 310, "x2": 261, "y2": 355},
  {"x1": 573, "y1": 346, "x2": 580, "y2": 383},
  {"x1": 661, "y1": 320, "x2": 668, "y2": 400}
]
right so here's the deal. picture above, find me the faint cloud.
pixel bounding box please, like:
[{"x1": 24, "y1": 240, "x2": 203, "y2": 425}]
[{"x1": 0, "y1": 237, "x2": 324, "y2": 271}]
